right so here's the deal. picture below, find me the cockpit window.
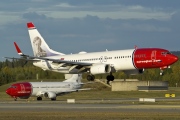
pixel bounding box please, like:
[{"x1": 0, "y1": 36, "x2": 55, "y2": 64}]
[
  {"x1": 166, "y1": 52, "x2": 171, "y2": 54},
  {"x1": 161, "y1": 52, "x2": 171, "y2": 55},
  {"x1": 9, "y1": 86, "x2": 16, "y2": 89},
  {"x1": 161, "y1": 52, "x2": 165, "y2": 55}
]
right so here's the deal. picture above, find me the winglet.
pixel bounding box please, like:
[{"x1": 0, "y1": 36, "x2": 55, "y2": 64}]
[
  {"x1": 27, "y1": 22, "x2": 36, "y2": 29},
  {"x1": 14, "y1": 42, "x2": 23, "y2": 56}
]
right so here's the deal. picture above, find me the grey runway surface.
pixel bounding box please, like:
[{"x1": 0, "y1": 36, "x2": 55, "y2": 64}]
[{"x1": 1, "y1": 102, "x2": 180, "y2": 113}]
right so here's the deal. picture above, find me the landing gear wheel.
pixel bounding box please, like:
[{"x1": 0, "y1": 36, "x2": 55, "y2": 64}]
[
  {"x1": 51, "y1": 98, "x2": 56, "y2": 101},
  {"x1": 160, "y1": 70, "x2": 164, "y2": 76},
  {"x1": 87, "y1": 75, "x2": 95, "y2": 81},
  {"x1": 106, "y1": 75, "x2": 114, "y2": 81},
  {"x1": 106, "y1": 75, "x2": 114, "y2": 85},
  {"x1": 14, "y1": 98, "x2": 17, "y2": 101},
  {"x1": 37, "y1": 97, "x2": 42, "y2": 101},
  {"x1": 107, "y1": 80, "x2": 110, "y2": 85}
]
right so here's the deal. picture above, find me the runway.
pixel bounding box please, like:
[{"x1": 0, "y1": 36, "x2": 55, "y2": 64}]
[
  {"x1": 1, "y1": 102, "x2": 180, "y2": 113},
  {"x1": 1, "y1": 101, "x2": 180, "y2": 120}
]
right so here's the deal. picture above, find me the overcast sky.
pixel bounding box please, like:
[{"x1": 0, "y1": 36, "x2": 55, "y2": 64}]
[{"x1": 1, "y1": 0, "x2": 180, "y2": 61}]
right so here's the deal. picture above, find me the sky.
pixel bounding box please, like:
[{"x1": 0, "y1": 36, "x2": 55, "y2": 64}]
[{"x1": 1, "y1": 0, "x2": 180, "y2": 61}]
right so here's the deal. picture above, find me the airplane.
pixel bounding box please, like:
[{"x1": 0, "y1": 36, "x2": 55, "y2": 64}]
[
  {"x1": 5, "y1": 22, "x2": 178, "y2": 83},
  {"x1": 6, "y1": 74, "x2": 91, "y2": 101}
]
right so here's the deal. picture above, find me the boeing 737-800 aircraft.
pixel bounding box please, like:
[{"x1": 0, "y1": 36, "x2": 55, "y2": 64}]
[
  {"x1": 6, "y1": 74, "x2": 90, "y2": 101},
  {"x1": 5, "y1": 22, "x2": 178, "y2": 83}
]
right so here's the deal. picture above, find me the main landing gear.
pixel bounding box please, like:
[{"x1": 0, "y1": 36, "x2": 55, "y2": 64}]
[
  {"x1": 37, "y1": 97, "x2": 42, "y2": 101},
  {"x1": 51, "y1": 98, "x2": 56, "y2": 101},
  {"x1": 106, "y1": 73, "x2": 114, "y2": 84},
  {"x1": 87, "y1": 73, "x2": 115, "y2": 84},
  {"x1": 87, "y1": 75, "x2": 95, "y2": 81}
]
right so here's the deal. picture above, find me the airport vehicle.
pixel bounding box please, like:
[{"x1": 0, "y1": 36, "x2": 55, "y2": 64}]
[
  {"x1": 6, "y1": 74, "x2": 90, "y2": 101},
  {"x1": 5, "y1": 22, "x2": 178, "y2": 83}
]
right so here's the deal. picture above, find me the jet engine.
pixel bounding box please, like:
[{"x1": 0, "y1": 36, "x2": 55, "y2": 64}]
[
  {"x1": 44, "y1": 92, "x2": 56, "y2": 99},
  {"x1": 90, "y1": 64, "x2": 111, "y2": 74},
  {"x1": 124, "y1": 69, "x2": 144, "y2": 75}
]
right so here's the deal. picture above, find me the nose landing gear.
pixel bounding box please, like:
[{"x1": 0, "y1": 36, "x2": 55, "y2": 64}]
[
  {"x1": 13, "y1": 97, "x2": 17, "y2": 101},
  {"x1": 160, "y1": 69, "x2": 164, "y2": 76},
  {"x1": 160, "y1": 66, "x2": 169, "y2": 76}
]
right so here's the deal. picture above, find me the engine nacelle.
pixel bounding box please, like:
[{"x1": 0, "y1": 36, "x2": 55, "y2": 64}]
[
  {"x1": 90, "y1": 64, "x2": 111, "y2": 75},
  {"x1": 124, "y1": 69, "x2": 144, "y2": 75},
  {"x1": 44, "y1": 92, "x2": 56, "y2": 99}
]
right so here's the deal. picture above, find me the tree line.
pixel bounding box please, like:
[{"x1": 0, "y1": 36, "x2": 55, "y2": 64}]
[{"x1": 0, "y1": 57, "x2": 180, "y2": 87}]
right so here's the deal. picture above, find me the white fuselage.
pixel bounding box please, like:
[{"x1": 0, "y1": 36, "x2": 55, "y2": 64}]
[
  {"x1": 30, "y1": 82, "x2": 82, "y2": 97},
  {"x1": 33, "y1": 49, "x2": 135, "y2": 73}
]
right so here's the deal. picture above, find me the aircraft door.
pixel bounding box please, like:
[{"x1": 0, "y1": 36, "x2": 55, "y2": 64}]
[
  {"x1": 20, "y1": 84, "x2": 25, "y2": 93},
  {"x1": 151, "y1": 50, "x2": 157, "y2": 66}
]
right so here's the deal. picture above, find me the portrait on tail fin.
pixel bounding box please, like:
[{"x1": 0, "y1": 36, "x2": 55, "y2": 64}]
[{"x1": 33, "y1": 36, "x2": 47, "y2": 57}]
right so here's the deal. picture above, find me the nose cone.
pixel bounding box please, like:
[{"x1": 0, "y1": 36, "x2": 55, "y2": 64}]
[
  {"x1": 172, "y1": 55, "x2": 179, "y2": 63},
  {"x1": 6, "y1": 88, "x2": 11, "y2": 95}
]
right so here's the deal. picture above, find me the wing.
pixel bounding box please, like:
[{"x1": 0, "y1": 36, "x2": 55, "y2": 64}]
[
  {"x1": 56, "y1": 88, "x2": 92, "y2": 96},
  {"x1": 57, "y1": 88, "x2": 92, "y2": 94}
]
